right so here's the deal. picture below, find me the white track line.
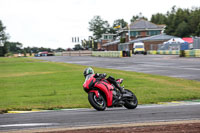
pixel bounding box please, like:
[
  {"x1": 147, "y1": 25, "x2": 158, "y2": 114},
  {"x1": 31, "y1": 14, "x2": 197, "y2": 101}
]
[
  {"x1": 138, "y1": 102, "x2": 200, "y2": 108},
  {"x1": 0, "y1": 123, "x2": 56, "y2": 128}
]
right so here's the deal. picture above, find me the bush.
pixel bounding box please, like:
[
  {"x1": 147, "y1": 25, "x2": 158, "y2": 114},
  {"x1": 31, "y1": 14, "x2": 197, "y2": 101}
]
[
  {"x1": 5, "y1": 52, "x2": 13, "y2": 57},
  {"x1": 23, "y1": 50, "x2": 27, "y2": 57},
  {"x1": 120, "y1": 38, "x2": 126, "y2": 43}
]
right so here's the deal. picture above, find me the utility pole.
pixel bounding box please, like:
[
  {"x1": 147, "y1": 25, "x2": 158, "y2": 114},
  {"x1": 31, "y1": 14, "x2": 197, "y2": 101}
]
[{"x1": 128, "y1": 23, "x2": 131, "y2": 41}]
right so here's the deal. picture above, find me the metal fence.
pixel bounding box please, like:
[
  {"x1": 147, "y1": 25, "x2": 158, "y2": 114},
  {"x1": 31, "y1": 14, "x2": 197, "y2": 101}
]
[
  {"x1": 118, "y1": 43, "x2": 130, "y2": 51},
  {"x1": 149, "y1": 37, "x2": 200, "y2": 51},
  {"x1": 150, "y1": 39, "x2": 200, "y2": 51},
  {"x1": 193, "y1": 37, "x2": 200, "y2": 49},
  {"x1": 150, "y1": 43, "x2": 181, "y2": 51}
]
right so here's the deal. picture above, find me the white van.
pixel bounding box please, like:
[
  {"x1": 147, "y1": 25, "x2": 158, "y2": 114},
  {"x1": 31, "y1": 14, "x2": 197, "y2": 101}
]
[{"x1": 133, "y1": 42, "x2": 146, "y2": 55}]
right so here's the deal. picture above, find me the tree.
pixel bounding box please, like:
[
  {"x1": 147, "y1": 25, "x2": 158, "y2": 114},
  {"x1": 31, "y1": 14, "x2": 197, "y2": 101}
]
[
  {"x1": 130, "y1": 12, "x2": 148, "y2": 22},
  {"x1": 189, "y1": 7, "x2": 200, "y2": 36},
  {"x1": 164, "y1": 6, "x2": 191, "y2": 36},
  {"x1": 6, "y1": 42, "x2": 22, "y2": 53},
  {"x1": 175, "y1": 21, "x2": 190, "y2": 37},
  {"x1": 164, "y1": 6, "x2": 178, "y2": 35},
  {"x1": 195, "y1": 23, "x2": 200, "y2": 36},
  {"x1": 151, "y1": 13, "x2": 167, "y2": 24},
  {"x1": 113, "y1": 19, "x2": 128, "y2": 29},
  {"x1": 23, "y1": 47, "x2": 54, "y2": 54},
  {"x1": 56, "y1": 47, "x2": 65, "y2": 52},
  {"x1": 30, "y1": 47, "x2": 39, "y2": 53},
  {"x1": 23, "y1": 49, "x2": 27, "y2": 57},
  {"x1": 73, "y1": 44, "x2": 84, "y2": 51},
  {"x1": 0, "y1": 21, "x2": 23, "y2": 56},
  {"x1": 163, "y1": 6, "x2": 200, "y2": 37},
  {"x1": 89, "y1": 16, "x2": 111, "y2": 39},
  {"x1": 0, "y1": 20, "x2": 8, "y2": 44},
  {"x1": 0, "y1": 20, "x2": 9, "y2": 56},
  {"x1": 1, "y1": 42, "x2": 9, "y2": 56}
]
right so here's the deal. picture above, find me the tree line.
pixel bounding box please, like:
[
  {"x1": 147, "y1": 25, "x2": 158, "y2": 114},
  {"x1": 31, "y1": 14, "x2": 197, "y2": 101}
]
[
  {"x1": 89, "y1": 6, "x2": 200, "y2": 40},
  {"x1": 151, "y1": 6, "x2": 200, "y2": 37}
]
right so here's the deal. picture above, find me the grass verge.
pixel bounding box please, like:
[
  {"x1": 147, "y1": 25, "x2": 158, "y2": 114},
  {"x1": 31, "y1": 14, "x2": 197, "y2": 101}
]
[{"x1": 0, "y1": 57, "x2": 200, "y2": 113}]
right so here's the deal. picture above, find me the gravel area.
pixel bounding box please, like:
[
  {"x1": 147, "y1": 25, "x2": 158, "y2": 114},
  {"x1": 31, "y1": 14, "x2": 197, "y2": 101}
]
[{"x1": 46, "y1": 123, "x2": 200, "y2": 133}]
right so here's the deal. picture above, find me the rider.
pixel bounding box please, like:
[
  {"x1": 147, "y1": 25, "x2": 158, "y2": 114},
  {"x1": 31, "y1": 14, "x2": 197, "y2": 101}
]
[{"x1": 83, "y1": 67, "x2": 125, "y2": 93}]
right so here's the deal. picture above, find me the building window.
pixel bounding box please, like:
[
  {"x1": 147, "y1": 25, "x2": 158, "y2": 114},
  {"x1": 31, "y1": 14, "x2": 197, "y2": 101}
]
[
  {"x1": 104, "y1": 35, "x2": 108, "y2": 40},
  {"x1": 130, "y1": 31, "x2": 140, "y2": 37},
  {"x1": 147, "y1": 30, "x2": 161, "y2": 36}
]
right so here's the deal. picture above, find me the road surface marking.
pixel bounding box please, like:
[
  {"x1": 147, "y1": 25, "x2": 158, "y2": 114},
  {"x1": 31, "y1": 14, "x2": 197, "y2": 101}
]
[{"x1": 0, "y1": 123, "x2": 56, "y2": 128}]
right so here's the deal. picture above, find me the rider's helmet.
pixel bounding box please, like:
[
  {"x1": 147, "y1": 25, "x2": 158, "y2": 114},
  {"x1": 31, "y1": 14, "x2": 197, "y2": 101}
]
[{"x1": 83, "y1": 67, "x2": 94, "y2": 78}]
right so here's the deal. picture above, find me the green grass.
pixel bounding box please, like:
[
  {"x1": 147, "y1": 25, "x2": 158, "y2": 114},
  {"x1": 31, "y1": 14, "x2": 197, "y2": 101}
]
[{"x1": 1, "y1": 57, "x2": 200, "y2": 112}]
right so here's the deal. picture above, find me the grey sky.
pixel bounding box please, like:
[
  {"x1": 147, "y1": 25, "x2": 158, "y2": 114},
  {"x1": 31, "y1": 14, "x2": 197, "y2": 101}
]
[{"x1": 0, "y1": 0, "x2": 199, "y2": 49}]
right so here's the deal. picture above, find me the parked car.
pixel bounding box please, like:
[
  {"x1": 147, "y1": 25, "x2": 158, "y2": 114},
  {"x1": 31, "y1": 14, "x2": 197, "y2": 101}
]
[{"x1": 34, "y1": 51, "x2": 54, "y2": 57}]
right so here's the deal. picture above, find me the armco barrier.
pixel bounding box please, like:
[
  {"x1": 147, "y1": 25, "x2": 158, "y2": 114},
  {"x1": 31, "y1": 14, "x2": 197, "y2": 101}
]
[{"x1": 92, "y1": 51, "x2": 123, "y2": 57}]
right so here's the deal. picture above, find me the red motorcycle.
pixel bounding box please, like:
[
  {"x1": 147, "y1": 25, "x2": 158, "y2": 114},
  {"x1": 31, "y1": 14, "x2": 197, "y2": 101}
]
[{"x1": 83, "y1": 68, "x2": 138, "y2": 111}]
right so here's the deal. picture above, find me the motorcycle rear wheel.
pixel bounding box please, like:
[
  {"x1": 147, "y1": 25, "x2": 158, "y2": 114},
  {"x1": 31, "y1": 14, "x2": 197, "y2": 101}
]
[
  {"x1": 88, "y1": 92, "x2": 106, "y2": 111},
  {"x1": 123, "y1": 89, "x2": 138, "y2": 109}
]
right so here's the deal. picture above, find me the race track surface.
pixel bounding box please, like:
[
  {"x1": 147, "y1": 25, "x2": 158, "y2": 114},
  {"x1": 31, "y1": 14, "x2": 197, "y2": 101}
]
[
  {"x1": 1, "y1": 103, "x2": 200, "y2": 132},
  {"x1": 36, "y1": 55, "x2": 200, "y2": 81}
]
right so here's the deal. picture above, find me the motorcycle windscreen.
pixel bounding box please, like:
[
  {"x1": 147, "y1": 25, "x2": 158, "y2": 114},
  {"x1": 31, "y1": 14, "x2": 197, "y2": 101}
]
[{"x1": 83, "y1": 74, "x2": 96, "y2": 91}]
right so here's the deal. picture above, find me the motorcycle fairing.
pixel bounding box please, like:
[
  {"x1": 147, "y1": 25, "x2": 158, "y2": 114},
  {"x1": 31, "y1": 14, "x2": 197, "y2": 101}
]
[
  {"x1": 94, "y1": 81, "x2": 114, "y2": 107},
  {"x1": 89, "y1": 90, "x2": 99, "y2": 98},
  {"x1": 83, "y1": 74, "x2": 96, "y2": 92}
]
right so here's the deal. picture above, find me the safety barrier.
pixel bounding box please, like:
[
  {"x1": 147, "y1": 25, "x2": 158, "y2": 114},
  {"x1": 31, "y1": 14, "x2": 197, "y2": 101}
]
[
  {"x1": 195, "y1": 49, "x2": 200, "y2": 57},
  {"x1": 180, "y1": 49, "x2": 200, "y2": 57},
  {"x1": 147, "y1": 50, "x2": 157, "y2": 55},
  {"x1": 148, "y1": 50, "x2": 200, "y2": 57},
  {"x1": 92, "y1": 51, "x2": 123, "y2": 58},
  {"x1": 62, "y1": 51, "x2": 92, "y2": 56},
  {"x1": 148, "y1": 50, "x2": 179, "y2": 55},
  {"x1": 54, "y1": 52, "x2": 62, "y2": 56},
  {"x1": 157, "y1": 50, "x2": 179, "y2": 55}
]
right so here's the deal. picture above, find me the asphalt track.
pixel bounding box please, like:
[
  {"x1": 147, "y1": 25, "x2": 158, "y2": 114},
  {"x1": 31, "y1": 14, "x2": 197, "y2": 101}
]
[
  {"x1": 1, "y1": 103, "x2": 200, "y2": 132},
  {"x1": 35, "y1": 55, "x2": 200, "y2": 81},
  {"x1": 1, "y1": 55, "x2": 200, "y2": 132}
]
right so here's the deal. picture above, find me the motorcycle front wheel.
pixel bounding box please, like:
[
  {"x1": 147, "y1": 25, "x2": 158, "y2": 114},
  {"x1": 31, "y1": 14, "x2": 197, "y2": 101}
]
[
  {"x1": 88, "y1": 92, "x2": 106, "y2": 111},
  {"x1": 123, "y1": 89, "x2": 138, "y2": 109}
]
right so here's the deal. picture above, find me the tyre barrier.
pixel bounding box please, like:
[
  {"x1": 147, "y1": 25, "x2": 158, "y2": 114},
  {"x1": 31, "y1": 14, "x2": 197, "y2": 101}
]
[
  {"x1": 180, "y1": 49, "x2": 200, "y2": 57},
  {"x1": 148, "y1": 50, "x2": 179, "y2": 55},
  {"x1": 148, "y1": 50, "x2": 200, "y2": 57},
  {"x1": 147, "y1": 50, "x2": 157, "y2": 55}
]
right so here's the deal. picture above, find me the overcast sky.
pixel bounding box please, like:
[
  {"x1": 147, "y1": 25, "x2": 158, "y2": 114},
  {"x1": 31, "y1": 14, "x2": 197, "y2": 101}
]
[{"x1": 0, "y1": 0, "x2": 200, "y2": 49}]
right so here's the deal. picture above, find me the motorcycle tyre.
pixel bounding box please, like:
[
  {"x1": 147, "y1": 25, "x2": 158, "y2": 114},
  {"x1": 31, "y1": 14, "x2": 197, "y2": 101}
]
[
  {"x1": 124, "y1": 89, "x2": 138, "y2": 109},
  {"x1": 88, "y1": 92, "x2": 106, "y2": 111}
]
